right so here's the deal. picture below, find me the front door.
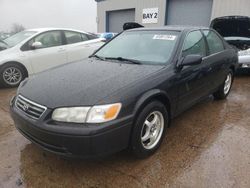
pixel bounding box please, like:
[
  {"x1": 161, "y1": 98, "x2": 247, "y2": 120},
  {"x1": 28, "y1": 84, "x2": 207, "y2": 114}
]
[
  {"x1": 24, "y1": 31, "x2": 67, "y2": 74},
  {"x1": 176, "y1": 30, "x2": 211, "y2": 112}
]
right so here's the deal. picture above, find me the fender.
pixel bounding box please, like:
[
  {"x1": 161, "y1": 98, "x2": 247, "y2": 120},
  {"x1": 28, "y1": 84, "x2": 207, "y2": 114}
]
[
  {"x1": 132, "y1": 89, "x2": 173, "y2": 119},
  {"x1": 0, "y1": 61, "x2": 29, "y2": 77}
]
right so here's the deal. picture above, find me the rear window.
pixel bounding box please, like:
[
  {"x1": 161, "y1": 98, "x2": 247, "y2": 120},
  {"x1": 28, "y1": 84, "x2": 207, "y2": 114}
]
[
  {"x1": 87, "y1": 34, "x2": 98, "y2": 40},
  {"x1": 203, "y1": 30, "x2": 225, "y2": 55},
  {"x1": 65, "y1": 31, "x2": 84, "y2": 44}
]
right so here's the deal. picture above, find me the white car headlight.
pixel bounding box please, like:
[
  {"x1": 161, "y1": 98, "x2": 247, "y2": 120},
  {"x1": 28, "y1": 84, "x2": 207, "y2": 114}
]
[
  {"x1": 52, "y1": 103, "x2": 122, "y2": 124},
  {"x1": 52, "y1": 107, "x2": 90, "y2": 123}
]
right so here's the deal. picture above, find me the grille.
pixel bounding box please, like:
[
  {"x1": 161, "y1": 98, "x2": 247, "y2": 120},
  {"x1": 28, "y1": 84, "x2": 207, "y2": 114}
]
[{"x1": 15, "y1": 95, "x2": 47, "y2": 119}]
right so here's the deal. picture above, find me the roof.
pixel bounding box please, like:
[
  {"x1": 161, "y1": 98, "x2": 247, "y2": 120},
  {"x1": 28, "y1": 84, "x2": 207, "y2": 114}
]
[
  {"x1": 25, "y1": 28, "x2": 91, "y2": 34},
  {"x1": 127, "y1": 25, "x2": 209, "y2": 32},
  {"x1": 212, "y1": 15, "x2": 250, "y2": 20}
]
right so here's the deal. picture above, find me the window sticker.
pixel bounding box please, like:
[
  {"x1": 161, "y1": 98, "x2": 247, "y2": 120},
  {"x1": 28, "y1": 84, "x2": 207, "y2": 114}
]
[{"x1": 153, "y1": 35, "x2": 176, "y2": 41}]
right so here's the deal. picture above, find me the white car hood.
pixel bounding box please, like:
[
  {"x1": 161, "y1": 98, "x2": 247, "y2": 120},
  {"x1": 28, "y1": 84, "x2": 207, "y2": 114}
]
[{"x1": 0, "y1": 46, "x2": 19, "y2": 64}]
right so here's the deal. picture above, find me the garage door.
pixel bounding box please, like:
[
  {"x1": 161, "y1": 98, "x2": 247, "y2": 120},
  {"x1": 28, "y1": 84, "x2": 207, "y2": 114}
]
[
  {"x1": 107, "y1": 9, "x2": 135, "y2": 33},
  {"x1": 166, "y1": 0, "x2": 213, "y2": 26}
]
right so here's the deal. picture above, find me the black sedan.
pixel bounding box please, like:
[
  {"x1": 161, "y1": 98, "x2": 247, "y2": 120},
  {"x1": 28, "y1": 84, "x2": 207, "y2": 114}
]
[{"x1": 10, "y1": 26, "x2": 238, "y2": 158}]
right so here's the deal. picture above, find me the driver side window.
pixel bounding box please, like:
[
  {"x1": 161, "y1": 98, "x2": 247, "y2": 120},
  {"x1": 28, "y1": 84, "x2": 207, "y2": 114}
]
[{"x1": 182, "y1": 30, "x2": 206, "y2": 57}]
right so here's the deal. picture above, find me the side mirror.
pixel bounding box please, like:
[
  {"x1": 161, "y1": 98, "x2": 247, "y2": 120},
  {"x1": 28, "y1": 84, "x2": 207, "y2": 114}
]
[
  {"x1": 181, "y1": 55, "x2": 202, "y2": 67},
  {"x1": 31, "y1": 41, "x2": 42, "y2": 50},
  {"x1": 123, "y1": 22, "x2": 144, "y2": 31}
]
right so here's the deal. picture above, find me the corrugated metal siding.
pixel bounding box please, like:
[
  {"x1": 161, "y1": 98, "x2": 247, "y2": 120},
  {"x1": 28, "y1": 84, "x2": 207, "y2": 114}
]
[
  {"x1": 107, "y1": 9, "x2": 135, "y2": 32},
  {"x1": 211, "y1": 0, "x2": 250, "y2": 19},
  {"x1": 97, "y1": 0, "x2": 250, "y2": 32},
  {"x1": 97, "y1": 0, "x2": 166, "y2": 32},
  {"x1": 166, "y1": 0, "x2": 213, "y2": 26}
]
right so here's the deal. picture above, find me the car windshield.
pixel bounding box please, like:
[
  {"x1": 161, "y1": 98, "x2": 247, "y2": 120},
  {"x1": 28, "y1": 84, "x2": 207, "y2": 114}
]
[
  {"x1": 4, "y1": 31, "x2": 37, "y2": 47},
  {"x1": 95, "y1": 30, "x2": 179, "y2": 65},
  {"x1": 0, "y1": 40, "x2": 8, "y2": 48}
]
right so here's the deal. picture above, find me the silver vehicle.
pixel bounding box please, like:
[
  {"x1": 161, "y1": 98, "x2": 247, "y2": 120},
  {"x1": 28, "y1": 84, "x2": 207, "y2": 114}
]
[{"x1": 211, "y1": 16, "x2": 250, "y2": 69}]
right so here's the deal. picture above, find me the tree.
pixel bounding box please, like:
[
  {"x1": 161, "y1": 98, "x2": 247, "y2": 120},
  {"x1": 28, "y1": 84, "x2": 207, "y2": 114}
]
[{"x1": 10, "y1": 23, "x2": 25, "y2": 34}]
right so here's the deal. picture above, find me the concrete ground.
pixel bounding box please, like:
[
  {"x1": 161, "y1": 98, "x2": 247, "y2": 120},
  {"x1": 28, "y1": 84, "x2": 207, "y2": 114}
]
[{"x1": 0, "y1": 75, "x2": 249, "y2": 188}]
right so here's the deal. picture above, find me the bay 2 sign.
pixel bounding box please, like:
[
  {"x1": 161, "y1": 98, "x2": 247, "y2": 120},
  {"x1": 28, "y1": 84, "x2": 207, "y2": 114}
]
[{"x1": 142, "y1": 8, "x2": 159, "y2": 24}]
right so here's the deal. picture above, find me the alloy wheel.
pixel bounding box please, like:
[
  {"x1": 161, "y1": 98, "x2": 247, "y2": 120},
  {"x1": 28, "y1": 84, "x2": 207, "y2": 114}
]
[
  {"x1": 141, "y1": 111, "x2": 164, "y2": 150},
  {"x1": 224, "y1": 73, "x2": 232, "y2": 95},
  {"x1": 3, "y1": 67, "x2": 22, "y2": 86}
]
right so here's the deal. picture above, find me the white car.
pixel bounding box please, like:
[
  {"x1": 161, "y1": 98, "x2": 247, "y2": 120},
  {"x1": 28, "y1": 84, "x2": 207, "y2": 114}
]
[{"x1": 0, "y1": 28, "x2": 104, "y2": 87}]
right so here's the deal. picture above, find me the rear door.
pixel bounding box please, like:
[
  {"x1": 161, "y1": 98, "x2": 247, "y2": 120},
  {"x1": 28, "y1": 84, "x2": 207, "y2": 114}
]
[{"x1": 63, "y1": 31, "x2": 103, "y2": 62}]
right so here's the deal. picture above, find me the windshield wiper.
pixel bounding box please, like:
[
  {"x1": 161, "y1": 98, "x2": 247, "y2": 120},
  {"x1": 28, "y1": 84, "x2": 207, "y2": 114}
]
[
  {"x1": 89, "y1": 54, "x2": 106, "y2": 61},
  {"x1": 105, "y1": 57, "x2": 142, "y2": 64}
]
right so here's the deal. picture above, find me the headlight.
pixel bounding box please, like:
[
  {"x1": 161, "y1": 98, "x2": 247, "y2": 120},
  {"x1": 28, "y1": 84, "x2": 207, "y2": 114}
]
[
  {"x1": 52, "y1": 103, "x2": 122, "y2": 124},
  {"x1": 52, "y1": 107, "x2": 90, "y2": 123},
  {"x1": 86, "y1": 103, "x2": 122, "y2": 123}
]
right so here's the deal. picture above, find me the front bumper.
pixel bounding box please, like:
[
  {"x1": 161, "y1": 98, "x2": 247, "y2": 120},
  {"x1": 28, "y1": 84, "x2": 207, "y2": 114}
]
[
  {"x1": 239, "y1": 55, "x2": 250, "y2": 68},
  {"x1": 10, "y1": 102, "x2": 133, "y2": 158}
]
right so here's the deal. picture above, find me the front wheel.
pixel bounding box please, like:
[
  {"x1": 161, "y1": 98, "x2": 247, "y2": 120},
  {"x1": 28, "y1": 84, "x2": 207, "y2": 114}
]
[
  {"x1": 0, "y1": 63, "x2": 26, "y2": 88},
  {"x1": 130, "y1": 101, "x2": 169, "y2": 158},
  {"x1": 213, "y1": 70, "x2": 234, "y2": 100}
]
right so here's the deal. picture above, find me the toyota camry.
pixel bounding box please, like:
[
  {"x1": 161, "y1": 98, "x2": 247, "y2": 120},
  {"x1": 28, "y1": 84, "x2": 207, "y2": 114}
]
[{"x1": 10, "y1": 26, "x2": 237, "y2": 158}]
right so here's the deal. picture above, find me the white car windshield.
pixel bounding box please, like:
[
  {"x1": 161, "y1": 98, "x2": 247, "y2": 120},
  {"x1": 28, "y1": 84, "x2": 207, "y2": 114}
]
[
  {"x1": 0, "y1": 40, "x2": 8, "y2": 48},
  {"x1": 4, "y1": 31, "x2": 37, "y2": 47},
  {"x1": 95, "y1": 30, "x2": 179, "y2": 65}
]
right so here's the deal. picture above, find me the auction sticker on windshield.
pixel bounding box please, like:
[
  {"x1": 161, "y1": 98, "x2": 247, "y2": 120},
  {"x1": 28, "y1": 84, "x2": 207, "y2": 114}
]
[{"x1": 153, "y1": 35, "x2": 176, "y2": 40}]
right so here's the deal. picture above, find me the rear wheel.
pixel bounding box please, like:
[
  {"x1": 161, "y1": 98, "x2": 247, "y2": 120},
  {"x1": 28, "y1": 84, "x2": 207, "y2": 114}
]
[
  {"x1": 0, "y1": 63, "x2": 26, "y2": 88},
  {"x1": 130, "y1": 101, "x2": 169, "y2": 158},
  {"x1": 213, "y1": 70, "x2": 233, "y2": 100}
]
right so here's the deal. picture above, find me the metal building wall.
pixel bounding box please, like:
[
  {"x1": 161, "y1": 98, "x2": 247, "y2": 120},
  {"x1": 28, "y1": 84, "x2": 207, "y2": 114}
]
[
  {"x1": 96, "y1": 0, "x2": 166, "y2": 32},
  {"x1": 166, "y1": 0, "x2": 213, "y2": 26},
  {"x1": 96, "y1": 0, "x2": 250, "y2": 32},
  {"x1": 211, "y1": 0, "x2": 250, "y2": 19}
]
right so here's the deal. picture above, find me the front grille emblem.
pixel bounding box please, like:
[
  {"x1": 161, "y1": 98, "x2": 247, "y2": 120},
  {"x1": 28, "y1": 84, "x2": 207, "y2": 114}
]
[
  {"x1": 15, "y1": 95, "x2": 47, "y2": 119},
  {"x1": 20, "y1": 103, "x2": 29, "y2": 112}
]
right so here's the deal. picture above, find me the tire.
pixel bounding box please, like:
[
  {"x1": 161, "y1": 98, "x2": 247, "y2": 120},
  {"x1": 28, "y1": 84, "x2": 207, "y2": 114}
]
[
  {"x1": 213, "y1": 70, "x2": 234, "y2": 100},
  {"x1": 0, "y1": 63, "x2": 26, "y2": 88},
  {"x1": 130, "y1": 100, "x2": 169, "y2": 158}
]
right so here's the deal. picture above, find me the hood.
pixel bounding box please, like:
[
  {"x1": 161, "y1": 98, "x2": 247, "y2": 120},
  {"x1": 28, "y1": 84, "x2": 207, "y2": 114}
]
[
  {"x1": 0, "y1": 47, "x2": 7, "y2": 52},
  {"x1": 0, "y1": 41, "x2": 8, "y2": 52},
  {"x1": 0, "y1": 47, "x2": 17, "y2": 64},
  {"x1": 211, "y1": 16, "x2": 250, "y2": 50},
  {"x1": 18, "y1": 59, "x2": 164, "y2": 108},
  {"x1": 0, "y1": 46, "x2": 15, "y2": 56}
]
